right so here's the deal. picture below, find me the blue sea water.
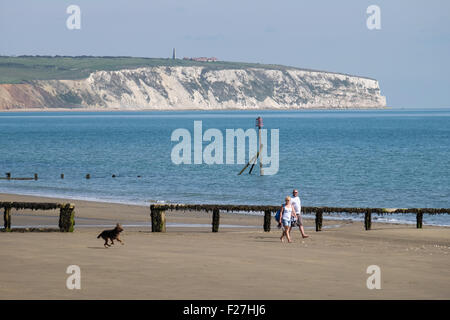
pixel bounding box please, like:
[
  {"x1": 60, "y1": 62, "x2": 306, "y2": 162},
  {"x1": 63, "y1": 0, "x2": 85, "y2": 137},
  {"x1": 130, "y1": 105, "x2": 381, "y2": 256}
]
[{"x1": 0, "y1": 109, "x2": 449, "y2": 225}]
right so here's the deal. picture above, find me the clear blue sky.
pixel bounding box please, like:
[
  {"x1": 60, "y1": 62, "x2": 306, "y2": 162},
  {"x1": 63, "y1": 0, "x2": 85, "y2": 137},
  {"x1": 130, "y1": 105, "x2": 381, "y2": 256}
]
[{"x1": 1, "y1": 0, "x2": 449, "y2": 107}]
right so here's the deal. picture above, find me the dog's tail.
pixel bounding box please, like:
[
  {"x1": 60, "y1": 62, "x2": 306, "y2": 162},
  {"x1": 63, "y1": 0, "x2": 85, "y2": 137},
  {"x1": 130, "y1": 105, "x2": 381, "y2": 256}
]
[{"x1": 97, "y1": 232, "x2": 102, "y2": 239}]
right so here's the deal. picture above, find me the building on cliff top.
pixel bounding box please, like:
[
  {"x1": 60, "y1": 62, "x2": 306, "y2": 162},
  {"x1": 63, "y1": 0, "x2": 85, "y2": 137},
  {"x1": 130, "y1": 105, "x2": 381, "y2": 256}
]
[{"x1": 183, "y1": 57, "x2": 218, "y2": 62}]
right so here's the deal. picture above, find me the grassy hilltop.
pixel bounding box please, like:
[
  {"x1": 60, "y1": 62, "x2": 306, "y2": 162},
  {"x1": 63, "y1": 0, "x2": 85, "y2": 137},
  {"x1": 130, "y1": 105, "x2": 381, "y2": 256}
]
[
  {"x1": 0, "y1": 56, "x2": 298, "y2": 84},
  {"x1": 0, "y1": 56, "x2": 374, "y2": 84}
]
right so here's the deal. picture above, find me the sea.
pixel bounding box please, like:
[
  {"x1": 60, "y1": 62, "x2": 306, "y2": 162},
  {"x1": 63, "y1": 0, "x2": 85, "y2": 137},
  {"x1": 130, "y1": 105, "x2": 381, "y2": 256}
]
[{"x1": 1, "y1": 108, "x2": 449, "y2": 226}]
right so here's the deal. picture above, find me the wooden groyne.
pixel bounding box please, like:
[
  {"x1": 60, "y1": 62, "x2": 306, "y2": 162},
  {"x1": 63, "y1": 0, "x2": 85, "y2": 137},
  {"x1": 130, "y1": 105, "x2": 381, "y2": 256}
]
[
  {"x1": 0, "y1": 172, "x2": 38, "y2": 180},
  {"x1": 0, "y1": 173, "x2": 144, "y2": 180},
  {"x1": 0, "y1": 202, "x2": 75, "y2": 232},
  {"x1": 150, "y1": 204, "x2": 450, "y2": 233}
]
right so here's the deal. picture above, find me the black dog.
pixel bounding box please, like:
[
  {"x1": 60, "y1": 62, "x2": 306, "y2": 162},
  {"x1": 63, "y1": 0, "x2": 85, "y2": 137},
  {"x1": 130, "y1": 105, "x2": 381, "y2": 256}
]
[{"x1": 97, "y1": 223, "x2": 124, "y2": 248}]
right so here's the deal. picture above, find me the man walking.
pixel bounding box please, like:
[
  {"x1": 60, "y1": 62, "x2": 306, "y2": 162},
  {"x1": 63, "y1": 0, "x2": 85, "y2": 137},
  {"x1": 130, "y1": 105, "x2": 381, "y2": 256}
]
[{"x1": 291, "y1": 189, "x2": 309, "y2": 238}]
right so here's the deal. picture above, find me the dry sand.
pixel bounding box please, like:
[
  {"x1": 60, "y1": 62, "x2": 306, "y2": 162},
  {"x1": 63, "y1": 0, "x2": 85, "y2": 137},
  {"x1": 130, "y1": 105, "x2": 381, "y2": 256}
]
[{"x1": 0, "y1": 193, "x2": 449, "y2": 299}]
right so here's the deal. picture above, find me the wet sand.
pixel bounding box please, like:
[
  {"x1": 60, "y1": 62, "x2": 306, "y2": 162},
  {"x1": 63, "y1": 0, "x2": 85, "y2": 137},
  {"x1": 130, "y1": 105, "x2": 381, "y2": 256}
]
[{"x1": 0, "y1": 193, "x2": 449, "y2": 299}]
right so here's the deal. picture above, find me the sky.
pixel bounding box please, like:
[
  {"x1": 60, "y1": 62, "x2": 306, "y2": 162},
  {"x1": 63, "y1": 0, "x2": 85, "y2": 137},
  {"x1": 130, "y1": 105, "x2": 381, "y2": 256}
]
[{"x1": 1, "y1": 0, "x2": 449, "y2": 108}]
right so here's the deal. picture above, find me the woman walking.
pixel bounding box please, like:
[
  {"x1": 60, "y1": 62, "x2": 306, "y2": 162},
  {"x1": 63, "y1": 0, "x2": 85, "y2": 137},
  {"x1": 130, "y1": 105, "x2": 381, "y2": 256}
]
[{"x1": 279, "y1": 196, "x2": 295, "y2": 243}]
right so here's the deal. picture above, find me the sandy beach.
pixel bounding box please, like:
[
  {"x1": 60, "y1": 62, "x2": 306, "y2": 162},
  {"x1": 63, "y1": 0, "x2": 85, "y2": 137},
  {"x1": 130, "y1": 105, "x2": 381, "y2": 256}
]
[{"x1": 0, "y1": 193, "x2": 449, "y2": 299}]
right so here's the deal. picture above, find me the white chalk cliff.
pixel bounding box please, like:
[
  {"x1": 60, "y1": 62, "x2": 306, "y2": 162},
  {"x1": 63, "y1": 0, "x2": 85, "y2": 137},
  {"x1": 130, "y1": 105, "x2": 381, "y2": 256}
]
[{"x1": 0, "y1": 66, "x2": 386, "y2": 110}]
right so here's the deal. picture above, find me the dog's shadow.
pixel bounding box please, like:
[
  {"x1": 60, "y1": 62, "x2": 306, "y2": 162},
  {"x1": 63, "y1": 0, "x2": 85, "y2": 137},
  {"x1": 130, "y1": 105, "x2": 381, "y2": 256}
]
[{"x1": 87, "y1": 246, "x2": 109, "y2": 249}]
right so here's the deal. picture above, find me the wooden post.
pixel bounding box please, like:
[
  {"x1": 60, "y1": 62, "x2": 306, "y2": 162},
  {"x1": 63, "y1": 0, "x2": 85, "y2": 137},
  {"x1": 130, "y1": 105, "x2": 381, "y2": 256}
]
[
  {"x1": 258, "y1": 125, "x2": 263, "y2": 176},
  {"x1": 248, "y1": 151, "x2": 258, "y2": 175},
  {"x1": 238, "y1": 152, "x2": 258, "y2": 175},
  {"x1": 86, "y1": 174, "x2": 91, "y2": 179},
  {"x1": 364, "y1": 211, "x2": 372, "y2": 230},
  {"x1": 6, "y1": 172, "x2": 11, "y2": 180},
  {"x1": 259, "y1": 127, "x2": 262, "y2": 176},
  {"x1": 34, "y1": 173, "x2": 38, "y2": 180},
  {"x1": 255, "y1": 116, "x2": 264, "y2": 176},
  {"x1": 315, "y1": 210, "x2": 323, "y2": 232},
  {"x1": 263, "y1": 210, "x2": 271, "y2": 232},
  {"x1": 58, "y1": 203, "x2": 75, "y2": 232},
  {"x1": 416, "y1": 212, "x2": 423, "y2": 229},
  {"x1": 61, "y1": 174, "x2": 64, "y2": 179},
  {"x1": 151, "y1": 208, "x2": 166, "y2": 232},
  {"x1": 4, "y1": 207, "x2": 11, "y2": 231},
  {"x1": 212, "y1": 208, "x2": 220, "y2": 232}
]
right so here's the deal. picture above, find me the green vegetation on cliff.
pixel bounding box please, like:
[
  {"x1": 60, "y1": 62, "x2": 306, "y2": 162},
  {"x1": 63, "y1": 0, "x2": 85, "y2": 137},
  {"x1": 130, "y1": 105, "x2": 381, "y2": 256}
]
[{"x1": 0, "y1": 56, "x2": 373, "y2": 84}]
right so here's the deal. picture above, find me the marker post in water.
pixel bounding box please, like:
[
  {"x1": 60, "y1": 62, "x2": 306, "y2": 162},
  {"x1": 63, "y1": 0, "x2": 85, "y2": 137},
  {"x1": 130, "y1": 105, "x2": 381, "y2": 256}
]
[
  {"x1": 256, "y1": 117, "x2": 264, "y2": 176},
  {"x1": 238, "y1": 117, "x2": 264, "y2": 176}
]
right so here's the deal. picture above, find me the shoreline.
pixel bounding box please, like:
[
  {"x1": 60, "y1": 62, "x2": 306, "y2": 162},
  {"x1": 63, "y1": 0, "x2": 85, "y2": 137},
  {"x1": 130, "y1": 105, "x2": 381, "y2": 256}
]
[
  {"x1": 0, "y1": 191, "x2": 151, "y2": 208},
  {"x1": 0, "y1": 192, "x2": 278, "y2": 230},
  {"x1": 1, "y1": 191, "x2": 449, "y2": 228},
  {"x1": 0, "y1": 106, "x2": 390, "y2": 112}
]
